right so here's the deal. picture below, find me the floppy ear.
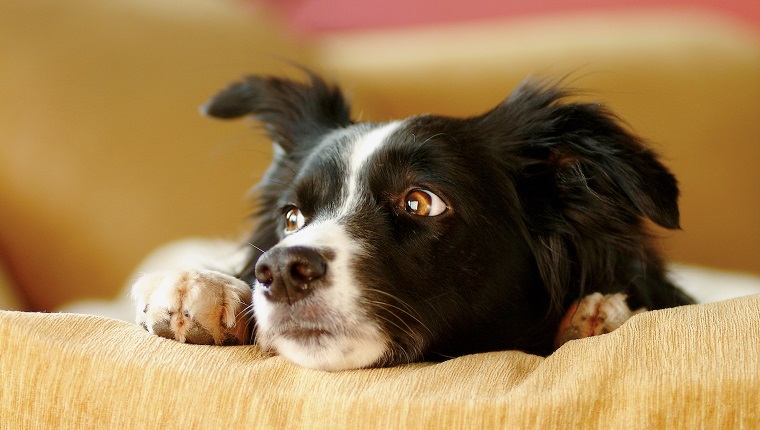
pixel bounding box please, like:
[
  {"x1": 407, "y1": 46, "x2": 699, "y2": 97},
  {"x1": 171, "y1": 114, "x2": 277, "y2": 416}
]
[
  {"x1": 202, "y1": 71, "x2": 352, "y2": 152},
  {"x1": 485, "y1": 81, "x2": 680, "y2": 308},
  {"x1": 493, "y1": 81, "x2": 680, "y2": 231}
]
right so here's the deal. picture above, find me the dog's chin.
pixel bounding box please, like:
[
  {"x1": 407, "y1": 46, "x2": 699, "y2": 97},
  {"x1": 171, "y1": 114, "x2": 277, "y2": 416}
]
[
  {"x1": 254, "y1": 293, "x2": 388, "y2": 371},
  {"x1": 267, "y1": 330, "x2": 388, "y2": 371}
]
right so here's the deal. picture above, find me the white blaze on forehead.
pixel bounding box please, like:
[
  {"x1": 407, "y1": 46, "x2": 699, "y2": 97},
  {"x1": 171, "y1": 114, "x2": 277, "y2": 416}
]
[{"x1": 339, "y1": 121, "x2": 402, "y2": 217}]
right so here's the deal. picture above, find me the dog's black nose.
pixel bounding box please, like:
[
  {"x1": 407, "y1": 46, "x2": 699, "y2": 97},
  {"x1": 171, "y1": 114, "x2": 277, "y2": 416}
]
[{"x1": 255, "y1": 247, "x2": 327, "y2": 305}]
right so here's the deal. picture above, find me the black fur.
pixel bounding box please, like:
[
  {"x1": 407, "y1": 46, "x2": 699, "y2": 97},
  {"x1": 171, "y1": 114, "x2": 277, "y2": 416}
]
[{"x1": 204, "y1": 73, "x2": 693, "y2": 364}]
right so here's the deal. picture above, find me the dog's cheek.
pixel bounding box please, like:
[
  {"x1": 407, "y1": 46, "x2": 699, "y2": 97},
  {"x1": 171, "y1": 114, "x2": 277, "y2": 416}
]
[{"x1": 350, "y1": 247, "x2": 435, "y2": 362}]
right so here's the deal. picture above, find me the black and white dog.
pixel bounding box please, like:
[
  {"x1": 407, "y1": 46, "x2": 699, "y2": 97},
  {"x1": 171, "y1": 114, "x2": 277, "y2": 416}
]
[{"x1": 132, "y1": 72, "x2": 693, "y2": 371}]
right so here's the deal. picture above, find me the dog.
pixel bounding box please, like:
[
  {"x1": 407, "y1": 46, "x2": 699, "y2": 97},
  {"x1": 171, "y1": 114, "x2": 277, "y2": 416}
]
[{"x1": 132, "y1": 72, "x2": 694, "y2": 371}]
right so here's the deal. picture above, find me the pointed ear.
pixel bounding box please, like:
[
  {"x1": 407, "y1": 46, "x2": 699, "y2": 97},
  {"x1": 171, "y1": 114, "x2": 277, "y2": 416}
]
[
  {"x1": 201, "y1": 71, "x2": 352, "y2": 152},
  {"x1": 494, "y1": 81, "x2": 680, "y2": 230}
]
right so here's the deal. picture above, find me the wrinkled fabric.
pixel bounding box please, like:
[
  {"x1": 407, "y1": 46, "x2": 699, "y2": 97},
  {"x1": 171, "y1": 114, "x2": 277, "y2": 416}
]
[{"x1": 1, "y1": 295, "x2": 758, "y2": 429}]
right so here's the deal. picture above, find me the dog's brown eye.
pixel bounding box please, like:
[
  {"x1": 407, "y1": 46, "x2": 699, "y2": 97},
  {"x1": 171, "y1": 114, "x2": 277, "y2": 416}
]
[
  {"x1": 404, "y1": 189, "x2": 447, "y2": 217},
  {"x1": 284, "y1": 207, "x2": 305, "y2": 233}
]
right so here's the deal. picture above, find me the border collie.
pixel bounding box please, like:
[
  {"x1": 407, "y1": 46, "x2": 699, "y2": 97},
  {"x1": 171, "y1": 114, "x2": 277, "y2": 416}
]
[{"x1": 132, "y1": 72, "x2": 694, "y2": 371}]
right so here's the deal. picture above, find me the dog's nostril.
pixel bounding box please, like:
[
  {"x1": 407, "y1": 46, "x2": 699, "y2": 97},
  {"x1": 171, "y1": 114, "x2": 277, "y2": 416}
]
[
  {"x1": 255, "y1": 264, "x2": 274, "y2": 286},
  {"x1": 290, "y1": 259, "x2": 326, "y2": 284}
]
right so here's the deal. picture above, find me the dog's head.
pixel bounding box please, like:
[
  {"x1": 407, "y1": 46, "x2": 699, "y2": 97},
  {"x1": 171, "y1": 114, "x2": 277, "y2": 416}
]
[{"x1": 204, "y1": 72, "x2": 679, "y2": 371}]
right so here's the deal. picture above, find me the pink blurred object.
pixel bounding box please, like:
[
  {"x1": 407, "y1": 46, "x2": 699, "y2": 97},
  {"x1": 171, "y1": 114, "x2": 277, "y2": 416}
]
[{"x1": 261, "y1": 0, "x2": 760, "y2": 34}]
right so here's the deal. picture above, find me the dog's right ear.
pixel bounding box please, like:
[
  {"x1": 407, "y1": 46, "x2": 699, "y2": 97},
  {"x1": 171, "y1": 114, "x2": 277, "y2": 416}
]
[{"x1": 202, "y1": 71, "x2": 352, "y2": 152}]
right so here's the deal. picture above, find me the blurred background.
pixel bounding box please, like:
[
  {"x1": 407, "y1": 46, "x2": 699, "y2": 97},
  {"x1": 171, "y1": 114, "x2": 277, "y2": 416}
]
[{"x1": 1, "y1": 0, "x2": 758, "y2": 313}]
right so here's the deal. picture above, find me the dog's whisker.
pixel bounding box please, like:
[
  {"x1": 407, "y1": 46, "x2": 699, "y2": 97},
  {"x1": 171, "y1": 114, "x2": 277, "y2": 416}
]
[
  {"x1": 363, "y1": 299, "x2": 430, "y2": 363},
  {"x1": 364, "y1": 298, "x2": 433, "y2": 338},
  {"x1": 363, "y1": 289, "x2": 434, "y2": 336},
  {"x1": 245, "y1": 241, "x2": 266, "y2": 254},
  {"x1": 235, "y1": 302, "x2": 254, "y2": 319},
  {"x1": 364, "y1": 288, "x2": 419, "y2": 313},
  {"x1": 370, "y1": 314, "x2": 424, "y2": 364},
  {"x1": 381, "y1": 341, "x2": 414, "y2": 366},
  {"x1": 371, "y1": 312, "x2": 416, "y2": 341},
  {"x1": 364, "y1": 300, "x2": 417, "y2": 334}
]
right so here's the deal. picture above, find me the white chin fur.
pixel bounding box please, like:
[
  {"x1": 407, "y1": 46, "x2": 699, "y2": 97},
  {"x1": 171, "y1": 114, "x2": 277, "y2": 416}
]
[
  {"x1": 271, "y1": 332, "x2": 388, "y2": 371},
  {"x1": 254, "y1": 283, "x2": 389, "y2": 371}
]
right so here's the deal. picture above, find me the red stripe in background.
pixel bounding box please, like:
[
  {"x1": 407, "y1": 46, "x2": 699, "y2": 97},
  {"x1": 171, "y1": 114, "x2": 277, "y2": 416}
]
[{"x1": 262, "y1": 0, "x2": 760, "y2": 34}]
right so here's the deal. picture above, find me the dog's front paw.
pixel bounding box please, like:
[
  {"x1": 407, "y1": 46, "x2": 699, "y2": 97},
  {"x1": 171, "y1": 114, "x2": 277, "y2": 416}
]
[
  {"x1": 554, "y1": 293, "x2": 644, "y2": 348},
  {"x1": 131, "y1": 270, "x2": 252, "y2": 345}
]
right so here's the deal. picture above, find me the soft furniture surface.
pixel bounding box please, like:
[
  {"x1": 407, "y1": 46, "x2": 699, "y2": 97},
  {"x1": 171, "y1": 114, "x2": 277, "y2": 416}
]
[{"x1": 2, "y1": 295, "x2": 758, "y2": 429}]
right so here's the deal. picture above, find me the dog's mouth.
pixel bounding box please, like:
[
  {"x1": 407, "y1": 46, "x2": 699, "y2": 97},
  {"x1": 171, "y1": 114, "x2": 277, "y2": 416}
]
[
  {"x1": 279, "y1": 326, "x2": 334, "y2": 341},
  {"x1": 263, "y1": 300, "x2": 342, "y2": 341},
  {"x1": 255, "y1": 295, "x2": 390, "y2": 370}
]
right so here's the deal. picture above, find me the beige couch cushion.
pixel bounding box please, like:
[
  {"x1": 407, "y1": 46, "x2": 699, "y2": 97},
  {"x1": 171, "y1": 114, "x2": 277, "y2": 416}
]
[
  {"x1": 2, "y1": 295, "x2": 758, "y2": 428},
  {"x1": 2, "y1": 1, "x2": 758, "y2": 313}
]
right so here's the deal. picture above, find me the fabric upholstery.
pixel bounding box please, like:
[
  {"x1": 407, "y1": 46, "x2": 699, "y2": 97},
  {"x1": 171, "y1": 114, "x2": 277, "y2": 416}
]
[{"x1": 2, "y1": 295, "x2": 758, "y2": 428}]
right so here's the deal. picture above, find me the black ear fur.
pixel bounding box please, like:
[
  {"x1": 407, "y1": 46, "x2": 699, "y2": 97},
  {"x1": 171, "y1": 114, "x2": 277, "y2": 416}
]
[
  {"x1": 202, "y1": 71, "x2": 352, "y2": 152},
  {"x1": 485, "y1": 80, "x2": 681, "y2": 308},
  {"x1": 492, "y1": 81, "x2": 680, "y2": 230}
]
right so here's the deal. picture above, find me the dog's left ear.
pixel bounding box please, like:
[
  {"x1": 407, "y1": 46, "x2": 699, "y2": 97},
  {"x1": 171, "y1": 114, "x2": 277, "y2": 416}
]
[
  {"x1": 202, "y1": 71, "x2": 352, "y2": 152},
  {"x1": 489, "y1": 81, "x2": 680, "y2": 230}
]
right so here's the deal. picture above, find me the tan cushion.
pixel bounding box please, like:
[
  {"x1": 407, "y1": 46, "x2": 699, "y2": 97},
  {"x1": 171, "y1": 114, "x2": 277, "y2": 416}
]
[{"x1": 2, "y1": 295, "x2": 758, "y2": 428}]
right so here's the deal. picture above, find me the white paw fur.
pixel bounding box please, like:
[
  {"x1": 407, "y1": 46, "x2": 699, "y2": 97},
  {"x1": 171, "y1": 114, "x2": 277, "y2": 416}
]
[
  {"x1": 131, "y1": 270, "x2": 252, "y2": 345},
  {"x1": 555, "y1": 293, "x2": 645, "y2": 348}
]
